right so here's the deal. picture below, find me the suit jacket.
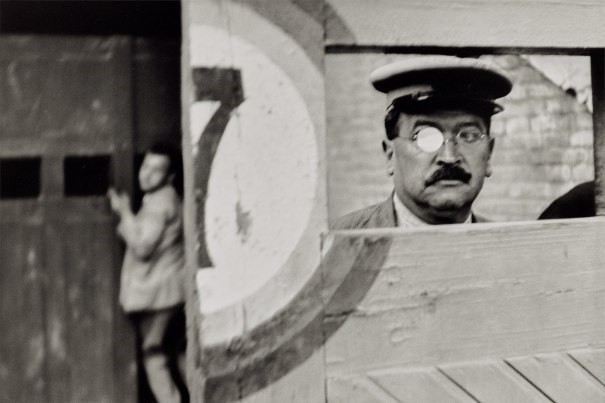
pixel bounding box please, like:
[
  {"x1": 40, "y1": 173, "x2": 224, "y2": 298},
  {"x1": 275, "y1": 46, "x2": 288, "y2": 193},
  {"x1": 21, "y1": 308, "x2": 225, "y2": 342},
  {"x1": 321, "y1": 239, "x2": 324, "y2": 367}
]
[{"x1": 331, "y1": 196, "x2": 488, "y2": 230}]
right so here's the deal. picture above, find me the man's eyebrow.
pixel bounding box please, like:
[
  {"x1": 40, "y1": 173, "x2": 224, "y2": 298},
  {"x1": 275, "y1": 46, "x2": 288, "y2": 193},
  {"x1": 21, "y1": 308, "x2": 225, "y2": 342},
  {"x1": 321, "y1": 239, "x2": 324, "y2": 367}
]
[
  {"x1": 456, "y1": 121, "x2": 483, "y2": 127},
  {"x1": 455, "y1": 120, "x2": 486, "y2": 130},
  {"x1": 412, "y1": 119, "x2": 441, "y2": 128}
]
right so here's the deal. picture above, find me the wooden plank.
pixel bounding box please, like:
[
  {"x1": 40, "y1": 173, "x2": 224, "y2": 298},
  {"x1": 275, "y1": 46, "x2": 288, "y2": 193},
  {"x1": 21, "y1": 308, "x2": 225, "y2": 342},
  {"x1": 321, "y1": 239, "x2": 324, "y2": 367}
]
[
  {"x1": 41, "y1": 155, "x2": 63, "y2": 200},
  {"x1": 43, "y1": 215, "x2": 71, "y2": 402},
  {"x1": 324, "y1": 219, "x2": 605, "y2": 375},
  {"x1": 367, "y1": 367, "x2": 477, "y2": 403},
  {"x1": 591, "y1": 51, "x2": 605, "y2": 215},
  {"x1": 0, "y1": 36, "x2": 129, "y2": 141},
  {"x1": 132, "y1": 38, "x2": 181, "y2": 153},
  {"x1": 507, "y1": 352, "x2": 605, "y2": 402},
  {"x1": 440, "y1": 359, "x2": 551, "y2": 403},
  {"x1": 0, "y1": 201, "x2": 43, "y2": 223},
  {"x1": 185, "y1": 0, "x2": 329, "y2": 401},
  {"x1": 62, "y1": 220, "x2": 115, "y2": 402},
  {"x1": 0, "y1": 223, "x2": 47, "y2": 402},
  {"x1": 107, "y1": 36, "x2": 138, "y2": 403},
  {"x1": 327, "y1": 375, "x2": 400, "y2": 403},
  {"x1": 569, "y1": 348, "x2": 605, "y2": 385},
  {"x1": 241, "y1": 349, "x2": 327, "y2": 403},
  {"x1": 0, "y1": 137, "x2": 116, "y2": 157},
  {"x1": 326, "y1": 0, "x2": 605, "y2": 49}
]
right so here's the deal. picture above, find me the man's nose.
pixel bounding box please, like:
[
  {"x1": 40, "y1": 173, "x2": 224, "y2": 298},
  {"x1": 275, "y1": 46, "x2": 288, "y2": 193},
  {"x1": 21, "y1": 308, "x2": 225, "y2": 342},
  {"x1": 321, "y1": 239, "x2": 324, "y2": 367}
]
[{"x1": 436, "y1": 138, "x2": 461, "y2": 165}]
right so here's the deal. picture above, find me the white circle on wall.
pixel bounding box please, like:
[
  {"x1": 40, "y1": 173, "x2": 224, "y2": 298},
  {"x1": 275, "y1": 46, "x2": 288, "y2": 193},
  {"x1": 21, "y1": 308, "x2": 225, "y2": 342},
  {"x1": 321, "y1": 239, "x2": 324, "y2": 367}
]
[{"x1": 192, "y1": 25, "x2": 318, "y2": 314}]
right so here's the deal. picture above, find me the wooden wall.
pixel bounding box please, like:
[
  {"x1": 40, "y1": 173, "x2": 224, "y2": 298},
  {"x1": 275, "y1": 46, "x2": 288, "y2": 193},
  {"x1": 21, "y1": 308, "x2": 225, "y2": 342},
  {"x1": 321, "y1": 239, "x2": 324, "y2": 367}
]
[
  {"x1": 182, "y1": 0, "x2": 605, "y2": 401},
  {"x1": 0, "y1": 35, "x2": 181, "y2": 403},
  {"x1": 0, "y1": 36, "x2": 136, "y2": 403}
]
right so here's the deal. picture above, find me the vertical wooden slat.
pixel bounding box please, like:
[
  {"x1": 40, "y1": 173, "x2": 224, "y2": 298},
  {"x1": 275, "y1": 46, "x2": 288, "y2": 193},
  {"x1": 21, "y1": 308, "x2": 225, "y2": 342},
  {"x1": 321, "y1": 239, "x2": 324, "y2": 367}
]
[
  {"x1": 64, "y1": 218, "x2": 115, "y2": 401},
  {"x1": 569, "y1": 348, "x2": 605, "y2": 385},
  {"x1": 180, "y1": 1, "x2": 205, "y2": 400},
  {"x1": 43, "y1": 181, "x2": 71, "y2": 402},
  {"x1": 367, "y1": 367, "x2": 477, "y2": 403},
  {"x1": 110, "y1": 36, "x2": 138, "y2": 403},
  {"x1": 507, "y1": 353, "x2": 605, "y2": 402},
  {"x1": 41, "y1": 154, "x2": 65, "y2": 402},
  {"x1": 0, "y1": 222, "x2": 47, "y2": 402},
  {"x1": 440, "y1": 359, "x2": 552, "y2": 403},
  {"x1": 591, "y1": 51, "x2": 605, "y2": 215}
]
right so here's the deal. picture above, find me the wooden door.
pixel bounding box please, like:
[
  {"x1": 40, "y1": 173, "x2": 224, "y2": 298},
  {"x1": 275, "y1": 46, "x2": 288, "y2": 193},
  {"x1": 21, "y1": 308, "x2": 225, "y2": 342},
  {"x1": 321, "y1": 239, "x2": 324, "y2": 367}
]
[{"x1": 0, "y1": 36, "x2": 136, "y2": 403}]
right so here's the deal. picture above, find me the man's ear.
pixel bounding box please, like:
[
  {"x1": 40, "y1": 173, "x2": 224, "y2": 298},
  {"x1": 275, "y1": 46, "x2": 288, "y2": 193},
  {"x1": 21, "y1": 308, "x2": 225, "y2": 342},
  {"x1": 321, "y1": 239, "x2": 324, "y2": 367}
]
[
  {"x1": 486, "y1": 137, "x2": 495, "y2": 177},
  {"x1": 382, "y1": 139, "x2": 394, "y2": 176}
]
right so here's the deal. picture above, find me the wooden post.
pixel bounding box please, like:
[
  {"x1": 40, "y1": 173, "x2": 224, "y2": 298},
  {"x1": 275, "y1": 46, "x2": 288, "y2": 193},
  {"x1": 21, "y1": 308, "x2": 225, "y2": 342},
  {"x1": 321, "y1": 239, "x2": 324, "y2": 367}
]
[
  {"x1": 182, "y1": 0, "x2": 328, "y2": 400},
  {"x1": 591, "y1": 51, "x2": 605, "y2": 215}
]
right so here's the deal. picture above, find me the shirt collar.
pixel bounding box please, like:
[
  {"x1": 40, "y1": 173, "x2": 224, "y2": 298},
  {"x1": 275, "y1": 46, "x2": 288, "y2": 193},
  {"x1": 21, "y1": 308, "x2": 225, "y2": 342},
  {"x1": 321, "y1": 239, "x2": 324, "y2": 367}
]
[{"x1": 392, "y1": 193, "x2": 472, "y2": 228}]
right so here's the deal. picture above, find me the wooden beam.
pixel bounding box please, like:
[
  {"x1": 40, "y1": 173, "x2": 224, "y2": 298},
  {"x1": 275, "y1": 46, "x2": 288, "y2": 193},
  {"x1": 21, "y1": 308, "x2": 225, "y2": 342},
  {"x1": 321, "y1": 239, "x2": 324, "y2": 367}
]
[
  {"x1": 326, "y1": 0, "x2": 605, "y2": 49},
  {"x1": 591, "y1": 51, "x2": 605, "y2": 215},
  {"x1": 323, "y1": 219, "x2": 605, "y2": 400}
]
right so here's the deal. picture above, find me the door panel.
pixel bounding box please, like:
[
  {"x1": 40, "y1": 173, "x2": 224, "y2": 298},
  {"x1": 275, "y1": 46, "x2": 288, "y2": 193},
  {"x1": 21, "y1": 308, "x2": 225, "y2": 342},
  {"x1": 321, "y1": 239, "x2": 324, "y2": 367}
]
[
  {"x1": 0, "y1": 217, "x2": 46, "y2": 402},
  {"x1": 0, "y1": 36, "x2": 135, "y2": 403}
]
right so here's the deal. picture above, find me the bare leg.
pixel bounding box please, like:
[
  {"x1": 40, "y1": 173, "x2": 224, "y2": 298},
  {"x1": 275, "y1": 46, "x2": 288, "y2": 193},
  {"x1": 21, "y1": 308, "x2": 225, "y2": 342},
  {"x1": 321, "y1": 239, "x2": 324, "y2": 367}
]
[{"x1": 143, "y1": 351, "x2": 182, "y2": 403}]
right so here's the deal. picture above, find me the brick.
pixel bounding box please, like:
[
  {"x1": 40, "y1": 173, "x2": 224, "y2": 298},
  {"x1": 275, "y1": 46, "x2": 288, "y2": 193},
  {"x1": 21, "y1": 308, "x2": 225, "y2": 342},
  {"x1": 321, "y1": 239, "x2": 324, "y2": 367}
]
[
  {"x1": 539, "y1": 148, "x2": 565, "y2": 165},
  {"x1": 562, "y1": 148, "x2": 591, "y2": 165},
  {"x1": 571, "y1": 163, "x2": 594, "y2": 182},
  {"x1": 488, "y1": 54, "x2": 522, "y2": 70},
  {"x1": 491, "y1": 165, "x2": 545, "y2": 183},
  {"x1": 490, "y1": 119, "x2": 505, "y2": 135},
  {"x1": 524, "y1": 83, "x2": 562, "y2": 98},
  {"x1": 514, "y1": 182, "x2": 563, "y2": 199},
  {"x1": 545, "y1": 98, "x2": 572, "y2": 114},
  {"x1": 504, "y1": 116, "x2": 530, "y2": 136},
  {"x1": 541, "y1": 130, "x2": 570, "y2": 148},
  {"x1": 544, "y1": 165, "x2": 571, "y2": 183},
  {"x1": 576, "y1": 113, "x2": 594, "y2": 130},
  {"x1": 479, "y1": 182, "x2": 510, "y2": 198},
  {"x1": 504, "y1": 85, "x2": 528, "y2": 102},
  {"x1": 492, "y1": 148, "x2": 533, "y2": 165},
  {"x1": 474, "y1": 198, "x2": 545, "y2": 221},
  {"x1": 512, "y1": 64, "x2": 546, "y2": 85},
  {"x1": 572, "y1": 99, "x2": 591, "y2": 113},
  {"x1": 506, "y1": 131, "x2": 543, "y2": 150},
  {"x1": 530, "y1": 114, "x2": 575, "y2": 133},
  {"x1": 501, "y1": 100, "x2": 546, "y2": 118},
  {"x1": 570, "y1": 130, "x2": 594, "y2": 147}
]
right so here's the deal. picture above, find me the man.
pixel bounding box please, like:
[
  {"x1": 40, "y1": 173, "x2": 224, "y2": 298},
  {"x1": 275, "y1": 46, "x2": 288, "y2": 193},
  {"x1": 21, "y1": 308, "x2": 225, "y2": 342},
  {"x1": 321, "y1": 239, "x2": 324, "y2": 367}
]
[
  {"x1": 109, "y1": 142, "x2": 187, "y2": 403},
  {"x1": 332, "y1": 56, "x2": 512, "y2": 229}
]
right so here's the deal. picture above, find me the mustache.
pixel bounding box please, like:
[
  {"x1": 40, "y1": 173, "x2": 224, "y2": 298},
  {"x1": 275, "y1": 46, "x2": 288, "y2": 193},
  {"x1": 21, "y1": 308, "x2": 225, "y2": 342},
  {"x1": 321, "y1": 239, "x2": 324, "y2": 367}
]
[{"x1": 425, "y1": 165, "x2": 472, "y2": 186}]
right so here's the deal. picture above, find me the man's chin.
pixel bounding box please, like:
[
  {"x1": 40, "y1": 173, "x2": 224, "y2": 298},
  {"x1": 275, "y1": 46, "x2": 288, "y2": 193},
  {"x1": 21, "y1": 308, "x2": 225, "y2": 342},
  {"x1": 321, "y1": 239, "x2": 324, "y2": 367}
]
[{"x1": 425, "y1": 192, "x2": 473, "y2": 212}]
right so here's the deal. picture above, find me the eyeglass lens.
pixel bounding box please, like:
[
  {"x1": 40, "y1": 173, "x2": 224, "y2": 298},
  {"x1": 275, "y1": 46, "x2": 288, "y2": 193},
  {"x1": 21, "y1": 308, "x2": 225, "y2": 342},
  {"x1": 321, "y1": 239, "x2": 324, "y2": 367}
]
[{"x1": 414, "y1": 127, "x2": 484, "y2": 153}]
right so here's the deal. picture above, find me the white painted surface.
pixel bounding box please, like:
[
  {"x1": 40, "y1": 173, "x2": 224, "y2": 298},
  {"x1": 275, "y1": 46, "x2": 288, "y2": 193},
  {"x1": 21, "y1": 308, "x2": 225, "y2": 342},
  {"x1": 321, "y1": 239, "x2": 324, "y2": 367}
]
[
  {"x1": 191, "y1": 24, "x2": 318, "y2": 313},
  {"x1": 188, "y1": 1, "x2": 327, "y2": 349}
]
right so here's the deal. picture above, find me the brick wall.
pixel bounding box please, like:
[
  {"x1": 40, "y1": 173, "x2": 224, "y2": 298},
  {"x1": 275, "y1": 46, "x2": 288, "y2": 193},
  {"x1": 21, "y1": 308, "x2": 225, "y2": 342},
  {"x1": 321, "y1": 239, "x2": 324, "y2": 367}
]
[{"x1": 326, "y1": 54, "x2": 594, "y2": 222}]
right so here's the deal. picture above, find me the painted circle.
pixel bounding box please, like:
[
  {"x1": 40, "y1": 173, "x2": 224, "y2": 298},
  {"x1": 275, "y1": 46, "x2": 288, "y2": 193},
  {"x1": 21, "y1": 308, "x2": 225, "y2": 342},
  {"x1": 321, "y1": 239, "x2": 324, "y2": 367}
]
[{"x1": 192, "y1": 26, "x2": 318, "y2": 313}]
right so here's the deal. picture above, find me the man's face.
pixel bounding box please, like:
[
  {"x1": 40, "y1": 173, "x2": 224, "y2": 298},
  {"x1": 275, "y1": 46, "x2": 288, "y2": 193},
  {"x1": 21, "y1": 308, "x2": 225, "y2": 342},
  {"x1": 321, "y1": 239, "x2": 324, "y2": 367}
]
[
  {"x1": 384, "y1": 108, "x2": 494, "y2": 224},
  {"x1": 138, "y1": 152, "x2": 173, "y2": 193}
]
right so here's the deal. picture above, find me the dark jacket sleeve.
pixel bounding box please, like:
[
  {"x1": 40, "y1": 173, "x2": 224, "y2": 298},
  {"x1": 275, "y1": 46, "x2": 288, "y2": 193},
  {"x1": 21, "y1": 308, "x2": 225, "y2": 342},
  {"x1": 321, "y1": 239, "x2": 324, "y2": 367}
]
[{"x1": 538, "y1": 181, "x2": 595, "y2": 219}]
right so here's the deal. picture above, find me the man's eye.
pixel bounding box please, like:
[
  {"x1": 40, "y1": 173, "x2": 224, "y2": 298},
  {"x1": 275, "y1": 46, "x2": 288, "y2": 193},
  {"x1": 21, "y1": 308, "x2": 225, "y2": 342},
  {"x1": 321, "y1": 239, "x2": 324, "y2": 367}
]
[
  {"x1": 458, "y1": 130, "x2": 484, "y2": 142},
  {"x1": 414, "y1": 127, "x2": 444, "y2": 152}
]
